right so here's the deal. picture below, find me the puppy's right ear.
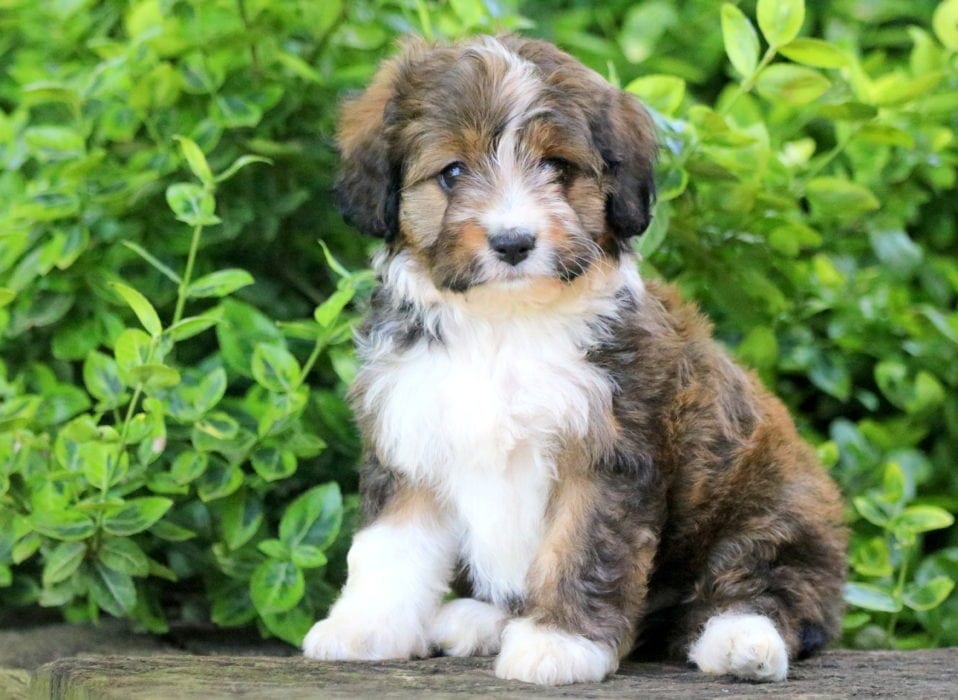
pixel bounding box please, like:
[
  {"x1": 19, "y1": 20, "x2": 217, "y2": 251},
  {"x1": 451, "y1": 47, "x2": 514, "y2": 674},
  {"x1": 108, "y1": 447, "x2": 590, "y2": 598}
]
[{"x1": 334, "y1": 52, "x2": 408, "y2": 240}]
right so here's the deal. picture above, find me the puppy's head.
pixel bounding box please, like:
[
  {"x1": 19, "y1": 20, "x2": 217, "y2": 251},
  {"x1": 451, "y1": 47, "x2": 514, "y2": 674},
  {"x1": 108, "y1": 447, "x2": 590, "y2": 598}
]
[{"x1": 336, "y1": 35, "x2": 656, "y2": 293}]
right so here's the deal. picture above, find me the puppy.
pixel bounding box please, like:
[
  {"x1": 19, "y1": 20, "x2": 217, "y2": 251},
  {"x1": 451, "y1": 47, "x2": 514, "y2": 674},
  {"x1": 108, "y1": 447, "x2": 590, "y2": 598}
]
[{"x1": 302, "y1": 35, "x2": 846, "y2": 686}]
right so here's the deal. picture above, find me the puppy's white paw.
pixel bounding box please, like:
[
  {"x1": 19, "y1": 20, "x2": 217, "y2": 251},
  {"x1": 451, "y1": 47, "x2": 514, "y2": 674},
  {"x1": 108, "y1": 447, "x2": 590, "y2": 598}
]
[
  {"x1": 688, "y1": 612, "x2": 789, "y2": 682},
  {"x1": 303, "y1": 607, "x2": 428, "y2": 661},
  {"x1": 429, "y1": 598, "x2": 508, "y2": 656},
  {"x1": 494, "y1": 617, "x2": 617, "y2": 685}
]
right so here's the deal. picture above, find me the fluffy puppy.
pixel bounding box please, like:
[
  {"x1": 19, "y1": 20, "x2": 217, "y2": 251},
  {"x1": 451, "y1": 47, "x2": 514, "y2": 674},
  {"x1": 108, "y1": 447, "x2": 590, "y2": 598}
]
[{"x1": 302, "y1": 35, "x2": 846, "y2": 686}]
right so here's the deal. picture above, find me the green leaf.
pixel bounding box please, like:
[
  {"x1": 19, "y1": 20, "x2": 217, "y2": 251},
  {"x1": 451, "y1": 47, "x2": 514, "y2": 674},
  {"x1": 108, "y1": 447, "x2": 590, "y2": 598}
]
[
  {"x1": 894, "y1": 505, "x2": 955, "y2": 534},
  {"x1": 98, "y1": 538, "x2": 150, "y2": 577},
  {"x1": 129, "y1": 363, "x2": 181, "y2": 390},
  {"x1": 636, "y1": 205, "x2": 669, "y2": 258},
  {"x1": 110, "y1": 282, "x2": 162, "y2": 337},
  {"x1": 216, "y1": 299, "x2": 285, "y2": 378},
  {"x1": 115, "y1": 328, "x2": 154, "y2": 385},
  {"x1": 79, "y1": 442, "x2": 126, "y2": 491},
  {"x1": 83, "y1": 351, "x2": 125, "y2": 405},
  {"x1": 0, "y1": 288, "x2": 15, "y2": 308},
  {"x1": 450, "y1": 0, "x2": 485, "y2": 27},
  {"x1": 778, "y1": 38, "x2": 847, "y2": 68},
  {"x1": 166, "y1": 310, "x2": 223, "y2": 342},
  {"x1": 933, "y1": 0, "x2": 958, "y2": 50},
  {"x1": 220, "y1": 490, "x2": 264, "y2": 551},
  {"x1": 625, "y1": 75, "x2": 686, "y2": 116},
  {"x1": 251, "y1": 343, "x2": 301, "y2": 393},
  {"x1": 31, "y1": 511, "x2": 97, "y2": 542},
  {"x1": 103, "y1": 498, "x2": 173, "y2": 536},
  {"x1": 721, "y1": 4, "x2": 760, "y2": 79},
  {"x1": 291, "y1": 545, "x2": 327, "y2": 570},
  {"x1": 150, "y1": 520, "x2": 196, "y2": 542},
  {"x1": 843, "y1": 582, "x2": 902, "y2": 613},
  {"x1": 869, "y1": 230, "x2": 923, "y2": 279},
  {"x1": 166, "y1": 182, "x2": 220, "y2": 227},
  {"x1": 279, "y1": 482, "x2": 343, "y2": 552},
  {"x1": 42, "y1": 541, "x2": 87, "y2": 586},
  {"x1": 251, "y1": 447, "x2": 297, "y2": 482},
  {"x1": 187, "y1": 269, "x2": 255, "y2": 299},
  {"x1": 121, "y1": 241, "x2": 181, "y2": 284},
  {"x1": 257, "y1": 538, "x2": 290, "y2": 560},
  {"x1": 24, "y1": 125, "x2": 85, "y2": 161},
  {"x1": 806, "y1": 177, "x2": 879, "y2": 219},
  {"x1": 882, "y1": 461, "x2": 907, "y2": 507},
  {"x1": 903, "y1": 576, "x2": 954, "y2": 612},
  {"x1": 853, "y1": 495, "x2": 892, "y2": 527},
  {"x1": 755, "y1": 64, "x2": 830, "y2": 105},
  {"x1": 850, "y1": 537, "x2": 892, "y2": 578},
  {"x1": 194, "y1": 412, "x2": 240, "y2": 441},
  {"x1": 317, "y1": 240, "x2": 352, "y2": 279},
  {"x1": 211, "y1": 581, "x2": 258, "y2": 627},
  {"x1": 250, "y1": 560, "x2": 304, "y2": 615},
  {"x1": 214, "y1": 155, "x2": 272, "y2": 184},
  {"x1": 171, "y1": 451, "x2": 209, "y2": 485},
  {"x1": 313, "y1": 287, "x2": 354, "y2": 328},
  {"x1": 757, "y1": 0, "x2": 804, "y2": 47},
  {"x1": 213, "y1": 95, "x2": 263, "y2": 128},
  {"x1": 174, "y1": 135, "x2": 214, "y2": 186},
  {"x1": 196, "y1": 460, "x2": 244, "y2": 502},
  {"x1": 160, "y1": 367, "x2": 227, "y2": 423},
  {"x1": 90, "y1": 563, "x2": 136, "y2": 617},
  {"x1": 260, "y1": 603, "x2": 316, "y2": 647}
]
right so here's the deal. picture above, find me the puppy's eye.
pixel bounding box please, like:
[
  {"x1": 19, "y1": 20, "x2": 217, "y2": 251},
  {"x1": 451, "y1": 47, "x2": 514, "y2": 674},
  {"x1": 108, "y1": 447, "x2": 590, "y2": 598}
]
[
  {"x1": 437, "y1": 162, "x2": 466, "y2": 193},
  {"x1": 541, "y1": 157, "x2": 573, "y2": 183}
]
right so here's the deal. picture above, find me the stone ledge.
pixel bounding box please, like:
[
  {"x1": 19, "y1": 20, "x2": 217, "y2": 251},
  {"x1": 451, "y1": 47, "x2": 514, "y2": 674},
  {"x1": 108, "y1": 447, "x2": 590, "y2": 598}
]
[{"x1": 17, "y1": 648, "x2": 958, "y2": 700}]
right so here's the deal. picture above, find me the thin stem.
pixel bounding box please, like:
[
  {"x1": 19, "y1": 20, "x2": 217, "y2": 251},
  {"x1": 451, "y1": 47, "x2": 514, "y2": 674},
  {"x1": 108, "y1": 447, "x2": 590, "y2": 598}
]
[
  {"x1": 117, "y1": 384, "x2": 144, "y2": 451},
  {"x1": 719, "y1": 46, "x2": 778, "y2": 117},
  {"x1": 236, "y1": 0, "x2": 261, "y2": 80},
  {"x1": 172, "y1": 223, "x2": 204, "y2": 326},
  {"x1": 800, "y1": 126, "x2": 860, "y2": 184},
  {"x1": 885, "y1": 541, "x2": 910, "y2": 645},
  {"x1": 297, "y1": 335, "x2": 327, "y2": 388}
]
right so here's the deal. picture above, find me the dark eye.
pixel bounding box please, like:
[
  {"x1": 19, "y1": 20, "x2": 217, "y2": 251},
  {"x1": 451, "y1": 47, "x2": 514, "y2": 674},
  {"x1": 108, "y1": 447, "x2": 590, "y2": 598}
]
[
  {"x1": 541, "y1": 157, "x2": 573, "y2": 183},
  {"x1": 438, "y1": 162, "x2": 466, "y2": 193}
]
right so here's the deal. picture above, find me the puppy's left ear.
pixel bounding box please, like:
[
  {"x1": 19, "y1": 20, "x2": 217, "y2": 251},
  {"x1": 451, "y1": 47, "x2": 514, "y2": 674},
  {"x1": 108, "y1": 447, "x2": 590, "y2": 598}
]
[
  {"x1": 334, "y1": 51, "x2": 409, "y2": 240},
  {"x1": 591, "y1": 92, "x2": 658, "y2": 239}
]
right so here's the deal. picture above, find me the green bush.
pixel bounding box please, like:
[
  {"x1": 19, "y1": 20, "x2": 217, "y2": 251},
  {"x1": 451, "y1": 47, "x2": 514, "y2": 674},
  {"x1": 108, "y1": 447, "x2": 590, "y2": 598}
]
[{"x1": 0, "y1": 0, "x2": 955, "y2": 649}]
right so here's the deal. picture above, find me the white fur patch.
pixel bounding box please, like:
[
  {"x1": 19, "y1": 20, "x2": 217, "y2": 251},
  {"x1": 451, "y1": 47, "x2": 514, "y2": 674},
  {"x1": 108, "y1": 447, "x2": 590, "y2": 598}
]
[
  {"x1": 359, "y1": 254, "x2": 638, "y2": 606},
  {"x1": 495, "y1": 617, "x2": 618, "y2": 685},
  {"x1": 429, "y1": 598, "x2": 508, "y2": 657},
  {"x1": 688, "y1": 612, "x2": 789, "y2": 682},
  {"x1": 302, "y1": 515, "x2": 456, "y2": 661}
]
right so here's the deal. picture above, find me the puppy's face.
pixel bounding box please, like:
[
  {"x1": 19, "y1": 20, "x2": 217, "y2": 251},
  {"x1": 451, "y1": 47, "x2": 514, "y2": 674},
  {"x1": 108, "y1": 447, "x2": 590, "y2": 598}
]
[{"x1": 336, "y1": 36, "x2": 657, "y2": 294}]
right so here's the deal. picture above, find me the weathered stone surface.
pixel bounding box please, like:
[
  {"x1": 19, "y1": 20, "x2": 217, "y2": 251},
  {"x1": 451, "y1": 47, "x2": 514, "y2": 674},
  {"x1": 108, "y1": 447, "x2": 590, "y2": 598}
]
[
  {"x1": 0, "y1": 668, "x2": 30, "y2": 700},
  {"x1": 0, "y1": 622, "x2": 176, "y2": 671},
  {"x1": 27, "y1": 648, "x2": 958, "y2": 700}
]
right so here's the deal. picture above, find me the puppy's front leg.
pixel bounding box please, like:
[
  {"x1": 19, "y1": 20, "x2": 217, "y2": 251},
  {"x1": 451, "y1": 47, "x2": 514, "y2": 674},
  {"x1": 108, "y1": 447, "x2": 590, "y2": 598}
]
[
  {"x1": 303, "y1": 483, "x2": 456, "y2": 661},
  {"x1": 495, "y1": 469, "x2": 661, "y2": 685}
]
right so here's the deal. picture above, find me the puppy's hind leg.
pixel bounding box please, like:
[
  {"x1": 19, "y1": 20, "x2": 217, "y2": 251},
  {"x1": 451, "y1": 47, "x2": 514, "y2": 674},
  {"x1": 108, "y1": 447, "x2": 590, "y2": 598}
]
[
  {"x1": 682, "y1": 520, "x2": 846, "y2": 682},
  {"x1": 688, "y1": 609, "x2": 789, "y2": 682}
]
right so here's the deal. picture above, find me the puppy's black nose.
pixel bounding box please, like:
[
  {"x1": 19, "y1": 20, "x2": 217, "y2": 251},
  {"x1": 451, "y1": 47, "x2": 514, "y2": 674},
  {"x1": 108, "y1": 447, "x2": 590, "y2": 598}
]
[{"x1": 489, "y1": 229, "x2": 536, "y2": 266}]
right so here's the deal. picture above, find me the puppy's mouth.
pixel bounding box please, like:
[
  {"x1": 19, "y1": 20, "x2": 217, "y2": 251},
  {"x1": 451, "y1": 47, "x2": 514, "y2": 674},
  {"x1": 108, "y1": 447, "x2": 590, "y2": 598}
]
[{"x1": 440, "y1": 248, "x2": 596, "y2": 295}]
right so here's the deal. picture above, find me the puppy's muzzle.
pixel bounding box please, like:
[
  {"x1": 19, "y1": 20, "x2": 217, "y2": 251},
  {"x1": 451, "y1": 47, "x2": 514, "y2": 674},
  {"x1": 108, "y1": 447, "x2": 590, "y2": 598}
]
[{"x1": 489, "y1": 228, "x2": 536, "y2": 266}]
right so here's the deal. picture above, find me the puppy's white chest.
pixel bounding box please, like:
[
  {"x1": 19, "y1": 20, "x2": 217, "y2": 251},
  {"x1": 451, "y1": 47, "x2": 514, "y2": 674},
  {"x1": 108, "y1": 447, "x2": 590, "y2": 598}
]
[
  {"x1": 363, "y1": 315, "x2": 610, "y2": 602},
  {"x1": 369, "y1": 317, "x2": 603, "y2": 477}
]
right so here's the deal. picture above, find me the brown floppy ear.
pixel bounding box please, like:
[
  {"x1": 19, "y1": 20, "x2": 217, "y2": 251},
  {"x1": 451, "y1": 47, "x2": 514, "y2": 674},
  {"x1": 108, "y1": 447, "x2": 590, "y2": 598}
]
[
  {"x1": 590, "y1": 91, "x2": 658, "y2": 239},
  {"x1": 334, "y1": 55, "x2": 406, "y2": 240}
]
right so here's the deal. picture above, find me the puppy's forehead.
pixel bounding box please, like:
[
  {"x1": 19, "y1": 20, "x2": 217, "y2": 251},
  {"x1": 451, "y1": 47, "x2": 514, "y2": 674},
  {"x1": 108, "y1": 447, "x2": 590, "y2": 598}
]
[{"x1": 393, "y1": 38, "x2": 598, "y2": 182}]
